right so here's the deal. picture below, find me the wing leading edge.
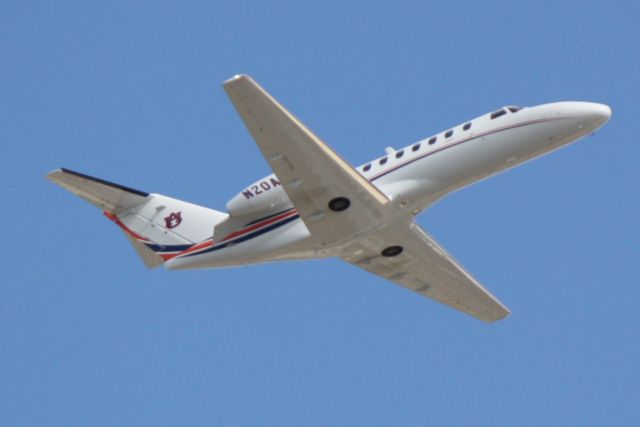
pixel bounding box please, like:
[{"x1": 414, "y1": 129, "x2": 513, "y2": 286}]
[
  {"x1": 340, "y1": 221, "x2": 510, "y2": 322},
  {"x1": 223, "y1": 74, "x2": 389, "y2": 246}
]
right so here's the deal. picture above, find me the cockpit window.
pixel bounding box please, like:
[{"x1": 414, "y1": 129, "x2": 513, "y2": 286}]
[
  {"x1": 412, "y1": 143, "x2": 420, "y2": 152},
  {"x1": 463, "y1": 122, "x2": 472, "y2": 131},
  {"x1": 363, "y1": 164, "x2": 371, "y2": 172},
  {"x1": 428, "y1": 136, "x2": 437, "y2": 145},
  {"x1": 490, "y1": 109, "x2": 507, "y2": 119},
  {"x1": 395, "y1": 150, "x2": 404, "y2": 159},
  {"x1": 379, "y1": 157, "x2": 388, "y2": 165},
  {"x1": 445, "y1": 130, "x2": 453, "y2": 138},
  {"x1": 507, "y1": 106, "x2": 523, "y2": 113}
]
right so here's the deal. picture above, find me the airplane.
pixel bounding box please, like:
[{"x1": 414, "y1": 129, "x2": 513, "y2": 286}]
[{"x1": 47, "y1": 74, "x2": 612, "y2": 323}]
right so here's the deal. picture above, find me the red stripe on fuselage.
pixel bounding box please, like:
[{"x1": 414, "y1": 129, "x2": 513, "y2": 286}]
[
  {"x1": 103, "y1": 211, "x2": 151, "y2": 242},
  {"x1": 171, "y1": 209, "x2": 299, "y2": 260},
  {"x1": 221, "y1": 209, "x2": 298, "y2": 242},
  {"x1": 105, "y1": 208, "x2": 299, "y2": 262},
  {"x1": 169, "y1": 239, "x2": 214, "y2": 259},
  {"x1": 104, "y1": 211, "x2": 202, "y2": 261}
]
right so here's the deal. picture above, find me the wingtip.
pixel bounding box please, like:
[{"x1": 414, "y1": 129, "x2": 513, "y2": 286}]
[
  {"x1": 223, "y1": 74, "x2": 250, "y2": 86},
  {"x1": 45, "y1": 168, "x2": 64, "y2": 180},
  {"x1": 486, "y1": 309, "x2": 511, "y2": 323}
]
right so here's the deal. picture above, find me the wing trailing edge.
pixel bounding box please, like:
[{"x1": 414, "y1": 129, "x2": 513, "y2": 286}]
[{"x1": 341, "y1": 221, "x2": 510, "y2": 323}]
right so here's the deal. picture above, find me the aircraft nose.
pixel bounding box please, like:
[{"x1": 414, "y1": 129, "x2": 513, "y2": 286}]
[
  {"x1": 588, "y1": 103, "x2": 612, "y2": 127},
  {"x1": 577, "y1": 102, "x2": 612, "y2": 129},
  {"x1": 554, "y1": 101, "x2": 611, "y2": 132}
]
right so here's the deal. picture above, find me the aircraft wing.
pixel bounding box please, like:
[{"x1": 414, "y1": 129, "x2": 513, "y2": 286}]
[
  {"x1": 340, "y1": 221, "x2": 510, "y2": 322},
  {"x1": 223, "y1": 75, "x2": 389, "y2": 245}
]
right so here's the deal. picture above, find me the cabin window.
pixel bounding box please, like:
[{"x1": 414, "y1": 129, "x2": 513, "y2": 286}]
[
  {"x1": 463, "y1": 122, "x2": 472, "y2": 131},
  {"x1": 412, "y1": 143, "x2": 420, "y2": 152},
  {"x1": 445, "y1": 130, "x2": 453, "y2": 138},
  {"x1": 379, "y1": 157, "x2": 388, "y2": 165},
  {"x1": 428, "y1": 136, "x2": 437, "y2": 145},
  {"x1": 363, "y1": 164, "x2": 371, "y2": 172},
  {"x1": 395, "y1": 150, "x2": 404, "y2": 159},
  {"x1": 490, "y1": 109, "x2": 507, "y2": 119}
]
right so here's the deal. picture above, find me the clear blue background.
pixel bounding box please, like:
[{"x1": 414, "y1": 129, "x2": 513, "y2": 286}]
[{"x1": 2, "y1": 1, "x2": 638, "y2": 425}]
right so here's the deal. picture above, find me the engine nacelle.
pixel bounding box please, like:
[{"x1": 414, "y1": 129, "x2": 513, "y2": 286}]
[{"x1": 226, "y1": 174, "x2": 292, "y2": 217}]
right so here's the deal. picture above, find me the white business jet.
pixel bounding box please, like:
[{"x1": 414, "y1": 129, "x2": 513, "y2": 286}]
[{"x1": 48, "y1": 75, "x2": 611, "y2": 322}]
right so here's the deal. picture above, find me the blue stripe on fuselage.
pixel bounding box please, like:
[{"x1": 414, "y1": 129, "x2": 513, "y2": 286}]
[
  {"x1": 181, "y1": 213, "x2": 300, "y2": 258},
  {"x1": 144, "y1": 242, "x2": 194, "y2": 253},
  {"x1": 243, "y1": 207, "x2": 295, "y2": 227}
]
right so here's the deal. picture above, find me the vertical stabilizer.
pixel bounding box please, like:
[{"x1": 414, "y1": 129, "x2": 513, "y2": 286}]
[{"x1": 47, "y1": 168, "x2": 228, "y2": 267}]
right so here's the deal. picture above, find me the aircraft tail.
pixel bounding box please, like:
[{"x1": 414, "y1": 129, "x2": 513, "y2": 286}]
[{"x1": 47, "y1": 168, "x2": 228, "y2": 267}]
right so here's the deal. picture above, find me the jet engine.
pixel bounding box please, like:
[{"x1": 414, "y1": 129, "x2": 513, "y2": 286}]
[{"x1": 226, "y1": 174, "x2": 292, "y2": 218}]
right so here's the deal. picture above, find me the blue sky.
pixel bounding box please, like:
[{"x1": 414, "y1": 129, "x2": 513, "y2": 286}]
[{"x1": 2, "y1": 1, "x2": 638, "y2": 425}]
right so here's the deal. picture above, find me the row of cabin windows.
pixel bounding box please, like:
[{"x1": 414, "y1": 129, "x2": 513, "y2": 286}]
[
  {"x1": 361, "y1": 121, "x2": 473, "y2": 172},
  {"x1": 361, "y1": 106, "x2": 523, "y2": 173}
]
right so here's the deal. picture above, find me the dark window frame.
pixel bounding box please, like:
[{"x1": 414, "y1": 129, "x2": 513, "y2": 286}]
[
  {"x1": 490, "y1": 109, "x2": 507, "y2": 119},
  {"x1": 379, "y1": 157, "x2": 388, "y2": 165},
  {"x1": 363, "y1": 164, "x2": 371, "y2": 172},
  {"x1": 428, "y1": 137, "x2": 437, "y2": 145},
  {"x1": 412, "y1": 143, "x2": 420, "y2": 152},
  {"x1": 395, "y1": 150, "x2": 404, "y2": 159},
  {"x1": 463, "y1": 122, "x2": 472, "y2": 131},
  {"x1": 445, "y1": 130, "x2": 453, "y2": 138}
]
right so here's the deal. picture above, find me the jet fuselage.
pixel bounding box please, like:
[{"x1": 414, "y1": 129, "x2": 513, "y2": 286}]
[{"x1": 166, "y1": 101, "x2": 611, "y2": 270}]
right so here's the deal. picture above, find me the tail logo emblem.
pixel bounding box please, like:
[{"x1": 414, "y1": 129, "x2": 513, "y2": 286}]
[{"x1": 164, "y1": 211, "x2": 182, "y2": 229}]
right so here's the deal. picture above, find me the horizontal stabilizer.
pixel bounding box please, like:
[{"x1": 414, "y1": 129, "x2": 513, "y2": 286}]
[
  {"x1": 47, "y1": 168, "x2": 149, "y2": 213},
  {"x1": 47, "y1": 168, "x2": 228, "y2": 268}
]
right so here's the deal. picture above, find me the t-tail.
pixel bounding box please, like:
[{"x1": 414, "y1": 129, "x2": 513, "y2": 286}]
[{"x1": 47, "y1": 168, "x2": 228, "y2": 267}]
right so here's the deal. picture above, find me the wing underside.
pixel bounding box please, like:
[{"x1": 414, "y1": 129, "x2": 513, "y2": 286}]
[
  {"x1": 223, "y1": 75, "x2": 389, "y2": 246},
  {"x1": 340, "y1": 222, "x2": 510, "y2": 322}
]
